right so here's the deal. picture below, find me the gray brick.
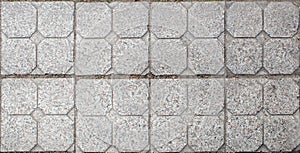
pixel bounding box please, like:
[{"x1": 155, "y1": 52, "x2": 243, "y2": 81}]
[
  {"x1": 226, "y1": 39, "x2": 262, "y2": 74},
  {"x1": 1, "y1": 2, "x2": 36, "y2": 38},
  {"x1": 113, "y1": 3, "x2": 148, "y2": 38},
  {"x1": 151, "y1": 39, "x2": 187, "y2": 75},
  {"x1": 264, "y1": 2, "x2": 299, "y2": 37},
  {"x1": 188, "y1": 39, "x2": 224, "y2": 74},
  {"x1": 151, "y1": 3, "x2": 187, "y2": 38},
  {"x1": 76, "y1": 3, "x2": 111, "y2": 38},
  {"x1": 227, "y1": 2, "x2": 262, "y2": 37},
  {"x1": 113, "y1": 39, "x2": 148, "y2": 74},
  {"x1": 188, "y1": 2, "x2": 224, "y2": 38},
  {"x1": 263, "y1": 39, "x2": 299, "y2": 74}
]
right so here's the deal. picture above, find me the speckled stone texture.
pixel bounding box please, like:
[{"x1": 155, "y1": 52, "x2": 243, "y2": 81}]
[{"x1": 1, "y1": 1, "x2": 299, "y2": 152}]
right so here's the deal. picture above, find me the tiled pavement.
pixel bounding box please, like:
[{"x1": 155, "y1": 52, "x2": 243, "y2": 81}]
[{"x1": 0, "y1": 1, "x2": 299, "y2": 152}]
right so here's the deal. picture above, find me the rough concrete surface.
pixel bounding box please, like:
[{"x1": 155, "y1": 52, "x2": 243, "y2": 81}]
[{"x1": 0, "y1": 1, "x2": 299, "y2": 152}]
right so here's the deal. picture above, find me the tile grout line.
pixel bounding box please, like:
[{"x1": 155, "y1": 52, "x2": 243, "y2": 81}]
[
  {"x1": 72, "y1": 1, "x2": 77, "y2": 152},
  {"x1": 0, "y1": 0, "x2": 2, "y2": 150},
  {"x1": 147, "y1": 1, "x2": 152, "y2": 152},
  {"x1": 223, "y1": 0, "x2": 227, "y2": 151}
]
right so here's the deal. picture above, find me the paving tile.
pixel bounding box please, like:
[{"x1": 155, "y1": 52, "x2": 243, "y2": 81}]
[
  {"x1": 113, "y1": 116, "x2": 148, "y2": 152},
  {"x1": 76, "y1": 79, "x2": 112, "y2": 116},
  {"x1": 264, "y1": 114, "x2": 300, "y2": 151},
  {"x1": 151, "y1": 79, "x2": 187, "y2": 116},
  {"x1": 113, "y1": 39, "x2": 148, "y2": 74},
  {"x1": 37, "y1": 2, "x2": 74, "y2": 37},
  {"x1": 226, "y1": 39, "x2": 262, "y2": 74},
  {"x1": 227, "y1": 115, "x2": 263, "y2": 152},
  {"x1": 188, "y1": 39, "x2": 224, "y2": 74},
  {"x1": 113, "y1": 2, "x2": 148, "y2": 38},
  {"x1": 1, "y1": 115, "x2": 37, "y2": 151},
  {"x1": 264, "y1": 78, "x2": 298, "y2": 115},
  {"x1": 76, "y1": 116, "x2": 112, "y2": 152},
  {"x1": 75, "y1": 39, "x2": 111, "y2": 75},
  {"x1": 226, "y1": 79, "x2": 263, "y2": 115},
  {"x1": 188, "y1": 79, "x2": 224, "y2": 115},
  {"x1": 263, "y1": 38, "x2": 299, "y2": 74},
  {"x1": 76, "y1": 3, "x2": 111, "y2": 38},
  {"x1": 113, "y1": 79, "x2": 149, "y2": 115},
  {"x1": 151, "y1": 39, "x2": 187, "y2": 75},
  {"x1": 151, "y1": 3, "x2": 187, "y2": 38},
  {"x1": 188, "y1": 116, "x2": 224, "y2": 152},
  {"x1": 188, "y1": 2, "x2": 224, "y2": 38},
  {"x1": 226, "y1": 2, "x2": 262, "y2": 37},
  {"x1": 151, "y1": 116, "x2": 186, "y2": 152},
  {"x1": 1, "y1": 2, "x2": 36, "y2": 38},
  {"x1": 264, "y1": 2, "x2": 299, "y2": 37}
]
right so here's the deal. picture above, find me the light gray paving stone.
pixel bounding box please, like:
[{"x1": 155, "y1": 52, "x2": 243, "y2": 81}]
[
  {"x1": 37, "y1": 38, "x2": 73, "y2": 74},
  {"x1": 1, "y1": 115, "x2": 37, "y2": 151},
  {"x1": 113, "y1": 3, "x2": 148, "y2": 38},
  {"x1": 226, "y1": 39, "x2": 262, "y2": 74},
  {"x1": 226, "y1": 2, "x2": 262, "y2": 37},
  {"x1": 226, "y1": 79, "x2": 263, "y2": 115},
  {"x1": 264, "y1": 115, "x2": 300, "y2": 151},
  {"x1": 113, "y1": 39, "x2": 148, "y2": 74},
  {"x1": 151, "y1": 39, "x2": 187, "y2": 75},
  {"x1": 188, "y1": 2, "x2": 224, "y2": 38},
  {"x1": 151, "y1": 116, "x2": 186, "y2": 152},
  {"x1": 76, "y1": 79, "x2": 112, "y2": 116},
  {"x1": 113, "y1": 79, "x2": 149, "y2": 115},
  {"x1": 188, "y1": 39, "x2": 224, "y2": 74},
  {"x1": 1, "y1": 39, "x2": 36, "y2": 74},
  {"x1": 264, "y1": 2, "x2": 299, "y2": 37},
  {"x1": 37, "y1": 2, "x2": 73, "y2": 37},
  {"x1": 151, "y1": 79, "x2": 187, "y2": 116},
  {"x1": 38, "y1": 115, "x2": 74, "y2": 151},
  {"x1": 1, "y1": 2, "x2": 36, "y2": 38},
  {"x1": 188, "y1": 116, "x2": 224, "y2": 152},
  {"x1": 76, "y1": 3, "x2": 111, "y2": 38},
  {"x1": 264, "y1": 78, "x2": 299, "y2": 115},
  {"x1": 227, "y1": 115, "x2": 263, "y2": 151},
  {"x1": 2, "y1": 79, "x2": 37, "y2": 114},
  {"x1": 38, "y1": 78, "x2": 74, "y2": 114},
  {"x1": 151, "y1": 3, "x2": 187, "y2": 38},
  {"x1": 188, "y1": 79, "x2": 224, "y2": 115},
  {"x1": 77, "y1": 116, "x2": 112, "y2": 152},
  {"x1": 113, "y1": 116, "x2": 148, "y2": 152},
  {"x1": 76, "y1": 39, "x2": 111, "y2": 75},
  {"x1": 263, "y1": 39, "x2": 299, "y2": 74}
]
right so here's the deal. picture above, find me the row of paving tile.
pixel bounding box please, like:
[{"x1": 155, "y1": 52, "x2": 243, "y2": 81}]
[
  {"x1": 1, "y1": 78, "x2": 299, "y2": 152},
  {"x1": 1, "y1": 2, "x2": 299, "y2": 75}
]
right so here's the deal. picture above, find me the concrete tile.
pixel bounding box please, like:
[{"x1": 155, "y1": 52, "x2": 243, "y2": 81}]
[
  {"x1": 226, "y1": 79, "x2": 263, "y2": 115},
  {"x1": 151, "y1": 3, "x2": 187, "y2": 38},
  {"x1": 1, "y1": 39, "x2": 36, "y2": 74},
  {"x1": 264, "y1": 78, "x2": 299, "y2": 114},
  {"x1": 76, "y1": 79, "x2": 112, "y2": 116},
  {"x1": 264, "y1": 2, "x2": 299, "y2": 37},
  {"x1": 1, "y1": 2, "x2": 36, "y2": 38},
  {"x1": 188, "y1": 39, "x2": 224, "y2": 74},
  {"x1": 113, "y1": 2, "x2": 148, "y2": 38},
  {"x1": 188, "y1": 116, "x2": 224, "y2": 152},
  {"x1": 263, "y1": 39, "x2": 299, "y2": 74},
  {"x1": 113, "y1": 79, "x2": 149, "y2": 115},
  {"x1": 151, "y1": 79, "x2": 187, "y2": 116},
  {"x1": 151, "y1": 39, "x2": 187, "y2": 75},
  {"x1": 227, "y1": 115, "x2": 263, "y2": 151},
  {"x1": 151, "y1": 116, "x2": 186, "y2": 152},
  {"x1": 226, "y1": 39, "x2": 262, "y2": 74},
  {"x1": 188, "y1": 79, "x2": 224, "y2": 115},
  {"x1": 188, "y1": 2, "x2": 224, "y2": 38},
  {"x1": 226, "y1": 2, "x2": 262, "y2": 37},
  {"x1": 37, "y1": 2, "x2": 74, "y2": 37},
  {"x1": 76, "y1": 3, "x2": 111, "y2": 38},
  {"x1": 75, "y1": 39, "x2": 111, "y2": 75},
  {"x1": 113, "y1": 39, "x2": 148, "y2": 74}
]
